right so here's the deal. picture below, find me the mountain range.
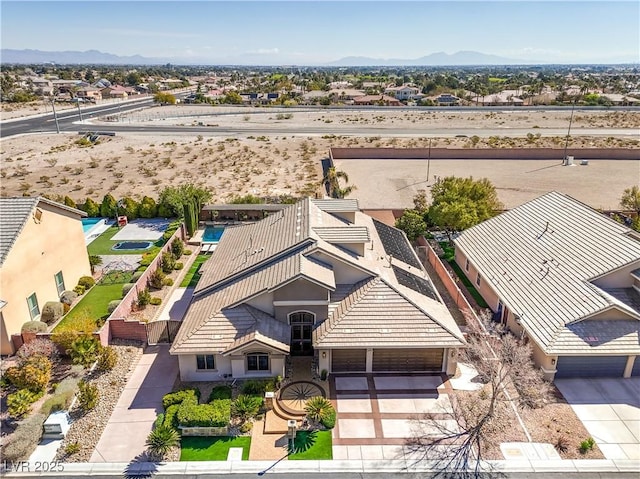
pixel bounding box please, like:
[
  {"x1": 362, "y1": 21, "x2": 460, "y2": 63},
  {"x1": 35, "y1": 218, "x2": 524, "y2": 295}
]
[{"x1": 1, "y1": 48, "x2": 635, "y2": 66}]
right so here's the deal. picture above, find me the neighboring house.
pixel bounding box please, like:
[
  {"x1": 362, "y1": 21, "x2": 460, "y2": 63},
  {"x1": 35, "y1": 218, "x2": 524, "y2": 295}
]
[
  {"x1": 101, "y1": 85, "x2": 135, "y2": 99},
  {"x1": 479, "y1": 90, "x2": 524, "y2": 106},
  {"x1": 600, "y1": 94, "x2": 640, "y2": 105},
  {"x1": 328, "y1": 88, "x2": 366, "y2": 100},
  {"x1": 27, "y1": 77, "x2": 53, "y2": 96},
  {"x1": 435, "y1": 93, "x2": 460, "y2": 106},
  {"x1": 385, "y1": 85, "x2": 420, "y2": 101},
  {"x1": 0, "y1": 197, "x2": 90, "y2": 355},
  {"x1": 76, "y1": 87, "x2": 102, "y2": 102},
  {"x1": 171, "y1": 198, "x2": 464, "y2": 381},
  {"x1": 454, "y1": 192, "x2": 640, "y2": 380},
  {"x1": 353, "y1": 95, "x2": 402, "y2": 106}
]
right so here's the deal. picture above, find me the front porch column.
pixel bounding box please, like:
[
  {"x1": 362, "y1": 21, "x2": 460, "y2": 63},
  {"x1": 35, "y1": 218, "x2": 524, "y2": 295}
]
[
  {"x1": 623, "y1": 355, "x2": 635, "y2": 378},
  {"x1": 365, "y1": 348, "x2": 373, "y2": 373}
]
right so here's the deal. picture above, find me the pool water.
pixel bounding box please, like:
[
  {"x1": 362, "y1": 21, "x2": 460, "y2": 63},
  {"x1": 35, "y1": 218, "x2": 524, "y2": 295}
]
[
  {"x1": 82, "y1": 217, "x2": 103, "y2": 233},
  {"x1": 112, "y1": 241, "x2": 153, "y2": 251},
  {"x1": 203, "y1": 226, "x2": 225, "y2": 243}
]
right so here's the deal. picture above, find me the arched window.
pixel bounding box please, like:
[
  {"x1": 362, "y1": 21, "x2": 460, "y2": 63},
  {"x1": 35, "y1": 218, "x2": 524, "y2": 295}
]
[{"x1": 288, "y1": 311, "x2": 315, "y2": 325}]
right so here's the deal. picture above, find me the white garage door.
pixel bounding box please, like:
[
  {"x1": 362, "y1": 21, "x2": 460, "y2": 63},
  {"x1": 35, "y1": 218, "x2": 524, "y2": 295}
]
[{"x1": 373, "y1": 349, "x2": 443, "y2": 372}]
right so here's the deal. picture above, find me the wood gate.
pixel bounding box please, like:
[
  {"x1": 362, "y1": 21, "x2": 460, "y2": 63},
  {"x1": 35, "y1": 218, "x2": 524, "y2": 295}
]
[{"x1": 146, "y1": 320, "x2": 182, "y2": 345}]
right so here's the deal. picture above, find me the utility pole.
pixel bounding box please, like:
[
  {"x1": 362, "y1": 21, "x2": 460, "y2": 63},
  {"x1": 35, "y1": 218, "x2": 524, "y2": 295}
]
[
  {"x1": 51, "y1": 99, "x2": 60, "y2": 134},
  {"x1": 562, "y1": 99, "x2": 576, "y2": 164},
  {"x1": 75, "y1": 99, "x2": 83, "y2": 122}
]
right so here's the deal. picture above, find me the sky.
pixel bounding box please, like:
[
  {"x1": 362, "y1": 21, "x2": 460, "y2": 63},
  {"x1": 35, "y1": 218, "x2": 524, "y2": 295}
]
[{"x1": 1, "y1": 1, "x2": 639, "y2": 64}]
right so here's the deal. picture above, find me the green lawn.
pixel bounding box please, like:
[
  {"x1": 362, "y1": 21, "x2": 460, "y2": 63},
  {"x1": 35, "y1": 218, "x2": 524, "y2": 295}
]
[
  {"x1": 180, "y1": 436, "x2": 251, "y2": 461},
  {"x1": 288, "y1": 430, "x2": 333, "y2": 460},
  {"x1": 87, "y1": 226, "x2": 162, "y2": 256},
  {"x1": 180, "y1": 254, "x2": 210, "y2": 288},
  {"x1": 438, "y1": 242, "x2": 489, "y2": 308},
  {"x1": 53, "y1": 283, "x2": 123, "y2": 332}
]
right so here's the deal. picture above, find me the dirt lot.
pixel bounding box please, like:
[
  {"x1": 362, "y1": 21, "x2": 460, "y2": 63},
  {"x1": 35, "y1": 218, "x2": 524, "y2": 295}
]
[{"x1": 1, "y1": 108, "x2": 638, "y2": 208}]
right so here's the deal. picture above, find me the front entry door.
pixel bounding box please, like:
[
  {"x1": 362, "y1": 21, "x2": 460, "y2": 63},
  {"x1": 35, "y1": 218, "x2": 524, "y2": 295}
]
[{"x1": 290, "y1": 312, "x2": 314, "y2": 356}]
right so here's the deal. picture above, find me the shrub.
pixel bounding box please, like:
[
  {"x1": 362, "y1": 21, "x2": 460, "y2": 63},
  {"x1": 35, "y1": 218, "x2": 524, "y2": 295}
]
[
  {"x1": 239, "y1": 422, "x2": 253, "y2": 433},
  {"x1": 73, "y1": 284, "x2": 86, "y2": 295},
  {"x1": 174, "y1": 262, "x2": 184, "y2": 270},
  {"x1": 208, "y1": 385, "x2": 232, "y2": 402},
  {"x1": 41, "y1": 301, "x2": 65, "y2": 325},
  {"x1": 150, "y1": 297, "x2": 162, "y2": 306},
  {"x1": 146, "y1": 425, "x2": 179, "y2": 459},
  {"x1": 51, "y1": 330, "x2": 80, "y2": 354},
  {"x1": 555, "y1": 435, "x2": 569, "y2": 453},
  {"x1": 232, "y1": 395, "x2": 262, "y2": 421},
  {"x1": 107, "y1": 300, "x2": 122, "y2": 314},
  {"x1": 8, "y1": 389, "x2": 40, "y2": 418},
  {"x1": 59, "y1": 290, "x2": 78, "y2": 305},
  {"x1": 96, "y1": 346, "x2": 118, "y2": 371},
  {"x1": 148, "y1": 269, "x2": 166, "y2": 290},
  {"x1": 304, "y1": 396, "x2": 333, "y2": 422},
  {"x1": 321, "y1": 407, "x2": 336, "y2": 429},
  {"x1": 320, "y1": 369, "x2": 328, "y2": 381},
  {"x1": 137, "y1": 287, "x2": 151, "y2": 308},
  {"x1": 161, "y1": 252, "x2": 176, "y2": 273},
  {"x1": 171, "y1": 238, "x2": 184, "y2": 259},
  {"x1": 153, "y1": 413, "x2": 165, "y2": 429},
  {"x1": 241, "y1": 379, "x2": 271, "y2": 395},
  {"x1": 579, "y1": 437, "x2": 595, "y2": 454},
  {"x1": 177, "y1": 399, "x2": 231, "y2": 427},
  {"x1": 121, "y1": 283, "x2": 135, "y2": 297},
  {"x1": 163, "y1": 278, "x2": 174, "y2": 287},
  {"x1": 140, "y1": 252, "x2": 155, "y2": 267},
  {"x1": 183, "y1": 249, "x2": 192, "y2": 256},
  {"x1": 21, "y1": 320, "x2": 47, "y2": 333},
  {"x1": 77, "y1": 380, "x2": 99, "y2": 411},
  {"x1": 77, "y1": 276, "x2": 95, "y2": 289},
  {"x1": 131, "y1": 271, "x2": 145, "y2": 282},
  {"x1": 164, "y1": 404, "x2": 180, "y2": 429},
  {"x1": 40, "y1": 389, "x2": 74, "y2": 416},
  {"x1": 5, "y1": 356, "x2": 52, "y2": 392},
  {"x1": 17, "y1": 338, "x2": 59, "y2": 364},
  {"x1": 162, "y1": 388, "x2": 200, "y2": 409},
  {"x1": 63, "y1": 442, "x2": 80, "y2": 456},
  {"x1": 69, "y1": 335, "x2": 101, "y2": 367},
  {"x1": 1, "y1": 413, "x2": 45, "y2": 462}
]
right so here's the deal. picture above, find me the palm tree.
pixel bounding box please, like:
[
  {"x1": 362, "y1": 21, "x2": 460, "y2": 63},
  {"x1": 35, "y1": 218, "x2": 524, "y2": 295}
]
[
  {"x1": 146, "y1": 425, "x2": 179, "y2": 460},
  {"x1": 322, "y1": 167, "x2": 357, "y2": 199}
]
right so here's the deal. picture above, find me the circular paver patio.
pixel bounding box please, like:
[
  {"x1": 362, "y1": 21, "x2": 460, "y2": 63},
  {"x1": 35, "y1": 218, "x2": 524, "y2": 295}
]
[{"x1": 278, "y1": 381, "x2": 325, "y2": 415}]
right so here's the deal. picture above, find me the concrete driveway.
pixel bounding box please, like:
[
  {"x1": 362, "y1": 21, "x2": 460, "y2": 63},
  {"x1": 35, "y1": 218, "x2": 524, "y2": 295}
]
[
  {"x1": 555, "y1": 377, "x2": 640, "y2": 460},
  {"x1": 330, "y1": 374, "x2": 456, "y2": 461}
]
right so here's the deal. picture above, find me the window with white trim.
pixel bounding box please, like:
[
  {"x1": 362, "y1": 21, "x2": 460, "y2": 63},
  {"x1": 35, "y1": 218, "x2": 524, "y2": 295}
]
[
  {"x1": 196, "y1": 354, "x2": 215, "y2": 370},
  {"x1": 476, "y1": 273, "x2": 482, "y2": 287},
  {"x1": 27, "y1": 293, "x2": 40, "y2": 319},
  {"x1": 247, "y1": 353, "x2": 269, "y2": 371},
  {"x1": 54, "y1": 271, "x2": 65, "y2": 296}
]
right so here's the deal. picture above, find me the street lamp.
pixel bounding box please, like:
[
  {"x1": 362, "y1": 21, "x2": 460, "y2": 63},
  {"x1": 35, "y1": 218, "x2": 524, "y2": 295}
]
[
  {"x1": 74, "y1": 98, "x2": 83, "y2": 122},
  {"x1": 51, "y1": 98, "x2": 60, "y2": 134}
]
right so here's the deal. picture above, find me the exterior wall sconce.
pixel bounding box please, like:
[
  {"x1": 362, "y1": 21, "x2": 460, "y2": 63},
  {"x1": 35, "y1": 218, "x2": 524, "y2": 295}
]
[
  {"x1": 551, "y1": 358, "x2": 556, "y2": 365},
  {"x1": 322, "y1": 351, "x2": 327, "y2": 359}
]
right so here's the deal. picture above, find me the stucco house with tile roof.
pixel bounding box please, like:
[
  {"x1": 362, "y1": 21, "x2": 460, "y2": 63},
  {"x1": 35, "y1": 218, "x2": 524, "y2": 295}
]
[
  {"x1": 171, "y1": 198, "x2": 465, "y2": 381},
  {"x1": 0, "y1": 197, "x2": 90, "y2": 354},
  {"x1": 454, "y1": 191, "x2": 640, "y2": 380}
]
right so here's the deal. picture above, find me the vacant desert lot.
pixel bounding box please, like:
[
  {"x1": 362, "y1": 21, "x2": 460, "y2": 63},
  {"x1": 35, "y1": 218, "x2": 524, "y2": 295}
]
[{"x1": 1, "y1": 108, "x2": 638, "y2": 209}]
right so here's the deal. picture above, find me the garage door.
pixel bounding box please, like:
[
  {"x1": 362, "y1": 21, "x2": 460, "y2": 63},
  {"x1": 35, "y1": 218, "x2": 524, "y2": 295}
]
[
  {"x1": 372, "y1": 349, "x2": 443, "y2": 372},
  {"x1": 332, "y1": 349, "x2": 366, "y2": 372},
  {"x1": 631, "y1": 356, "x2": 640, "y2": 377},
  {"x1": 555, "y1": 356, "x2": 627, "y2": 378}
]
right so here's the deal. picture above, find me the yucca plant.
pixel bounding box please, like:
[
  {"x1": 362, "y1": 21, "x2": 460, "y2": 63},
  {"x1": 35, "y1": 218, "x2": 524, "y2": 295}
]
[
  {"x1": 146, "y1": 425, "x2": 179, "y2": 459},
  {"x1": 77, "y1": 380, "x2": 99, "y2": 411},
  {"x1": 304, "y1": 396, "x2": 333, "y2": 422},
  {"x1": 232, "y1": 395, "x2": 262, "y2": 421}
]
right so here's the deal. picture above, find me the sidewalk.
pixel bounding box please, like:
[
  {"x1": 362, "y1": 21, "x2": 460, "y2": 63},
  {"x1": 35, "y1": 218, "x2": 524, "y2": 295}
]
[{"x1": 90, "y1": 344, "x2": 178, "y2": 463}]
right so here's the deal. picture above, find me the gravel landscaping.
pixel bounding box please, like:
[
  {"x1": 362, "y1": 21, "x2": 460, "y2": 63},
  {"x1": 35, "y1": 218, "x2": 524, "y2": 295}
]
[{"x1": 55, "y1": 340, "x2": 143, "y2": 462}]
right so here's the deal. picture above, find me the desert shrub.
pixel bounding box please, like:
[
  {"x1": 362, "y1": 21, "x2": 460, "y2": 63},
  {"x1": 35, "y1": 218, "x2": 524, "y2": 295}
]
[
  {"x1": 177, "y1": 399, "x2": 231, "y2": 427},
  {"x1": 51, "y1": 330, "x2": 79, "y2": 354},
  {"x1": 162, "y1": 388, "x2": 200, "y2": 409},
  {"x1": 96, "y1": 346, "x2": 118, "y2": 371},
  {"x1": 73, "y1": 284, "x2": 86, "y2": 295},
  {"x1": 17, "y1": 338, "x2": 59, "y2": 364},
  {"x1": 146, "y1": 425, "x2": 179, "y2": 459},
  {"x1": 21, "y1": 320, "x2": 47, "y2": 333},
  {"x1": 8, "y1": 389, "x2": 41, "y2": 418},
  {"x1": 139, "y1": 252, "x2": 155, "y2": 267},
  {"x1": 304, "y1": 396, "x2": 333, "y2": 422},
  {"x1": 131, "y1": 271, "x2": 144, "y2": 282},
  {"x1": 555, "y1": 435, "x2": 569, "y2": 453},
  {"x1": 174, "y1": 262, "x2": 184, "y2": 271},
  {"x1": 1, "y1": 413, "x2": 45, "y2": 462},
  {"x1": 137, "y1": 288, "x2": 151, "y2": 308},
  {"x1": 183, "y1": 249, "x2": 192, "y2": 256},
  {"x1": 69, "y1": 335, "x2": 101, "y2": 367},
  {"x1": 579, "y1": 437, "x2": 595, "y2": 454},
  {"x1": 63, "y1": 442, "x2": 80, "y2": 456},
  {"x1": 122, "y1": 283, "x2": 136, "y2": 297},
  {"x1": 41, "y1": 301, "x2": 65, "y2": 324},
  {"x1": 107, "y1": 300, "x2": 122, "y2": 314},
  {"x1": 77, "y1": 276, "x2": 95, "y2": 289},
  {"x1": 164, "y1": 404, "x2": 180, "y2": 429},
  {"x1": 232, "y1": 395, "x2": 262, "y2": 421},
  {"x1": 161, "y1": 252, "x2": 175, "y2": 273},
  {"x1": 239, "y1": 422, "x2": 253, "y2": 433},
  {"x1": 5, "y1": 356, "x2": 52, "y2": 392},
  {"x1": 241, "y1": 378, "x2": 276, "y2": 395},
  {"x1": 150, "y1": 297, "x2": 162, "y2": 306},
  {"x1": 163, "y1": 278, "x2": 174, "y2": 287},
  {"x1": 59, "y1": 290, "x2": 78, "y2": 305},
  {"x1": 77, "y1": 380, "x2": 99, "y2": 411},
  {"x1": 208, "y1": 385, "x2": 232, "y2": 402},
  {"x1": 171, "y1": 238, "x2": 184, "y2": 259},
  {"x1": 148, "y1": 269, "x2": 166, "y2": 290},
  {"x1": 320, "y1": 407, "x2": 336, "y2": 429}
]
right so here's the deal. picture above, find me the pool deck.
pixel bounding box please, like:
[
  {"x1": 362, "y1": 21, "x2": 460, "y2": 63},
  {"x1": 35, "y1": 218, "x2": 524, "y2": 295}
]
[{"x1": 85, "y1": 219, "x2": 112, "y2": 245}]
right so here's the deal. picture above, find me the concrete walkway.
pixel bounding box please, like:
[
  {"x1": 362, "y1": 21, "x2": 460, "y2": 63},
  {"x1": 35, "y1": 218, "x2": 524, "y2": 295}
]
[
  {"x1": 90, "y1": 345, "x2": 178, "y2": 463},
  {"x1": 154, "y1": 287, "x2": 194, "y2": 322}
]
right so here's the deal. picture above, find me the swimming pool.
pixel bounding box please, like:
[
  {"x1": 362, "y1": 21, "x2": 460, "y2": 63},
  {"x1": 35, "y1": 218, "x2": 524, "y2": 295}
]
[
  {"x1": 112, "y1": 241, "x2": 153, "y2": 251},
  {"x1": 82, "y1": 217, "x2": 104, "y2": 233},
  {"x1": 203, "y1": 226, "x2": 225, "y2": 243}
]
